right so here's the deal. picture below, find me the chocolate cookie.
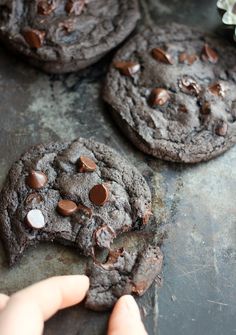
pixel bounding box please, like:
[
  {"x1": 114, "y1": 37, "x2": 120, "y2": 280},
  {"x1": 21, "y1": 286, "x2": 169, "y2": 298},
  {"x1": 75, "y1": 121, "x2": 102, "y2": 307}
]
[
  {"x1": 103, "y1": 23, "x2": 236, "y2": 163},
  {"x1": 85, "y1": 244, "x2": 163, "y2": 311},
  {"x1": 0, "y1": 138, "x2": 152, "y2": 265},
  {"x1": 0, "y1": 0, "x2": 140, "y2": 73}
]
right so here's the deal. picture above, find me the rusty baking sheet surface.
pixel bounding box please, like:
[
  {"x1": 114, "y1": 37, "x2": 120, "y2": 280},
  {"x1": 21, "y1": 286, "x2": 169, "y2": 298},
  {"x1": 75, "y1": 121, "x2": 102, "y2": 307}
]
[{"x1": 0, "y1": 0, "x2": 236, "y2": 334}]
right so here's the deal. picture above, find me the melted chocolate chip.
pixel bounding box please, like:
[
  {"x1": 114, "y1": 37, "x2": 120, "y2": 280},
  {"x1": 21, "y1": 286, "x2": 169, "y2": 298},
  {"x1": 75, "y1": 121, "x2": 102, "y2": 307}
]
[
  {"x1": 178, "y1": 76, "x2": 201, "y2": 96},
  {"x1": 77, "y1": 204, "x2": 93, "y2": 218},
  {"x1": 59, "y1": 20, "x2": 75, "y2": 33},
  {"x1": 26, "y1": 170, "x2": 48, "y2": 189},
  {"x1": 89, "y1": 184, "x2": 109, "y2": 206},
  {"x1": 26, "y1": 209, "x2": 45, "y2": 229},
  {"x1": 209, "y1": 83, "x2": 225, "y2": 97},
  {"x1": 179, "y1": 52, "x2": 198, "y2": 65},
  {"x1": 78, "y1": 156, "x2": 97, "y2": 173},
  {"x1": 65, "y1": 0, "x2": 85, "y2": 15},
  {"x1": 25, "y1": 193, "x2": 43, "y2": 205},
  {"x1": 57, "y1": 199, "x2": 77, "y2": 216},
  {"x1": 178, "y1": 105, "x2": 188, "y2": 113},
  {"x1": 215, "y1": 121, "x2": 228, "y2": 136},
  {"x1": 201, "y1": 43, "x2": 219, "y2": 64},
  {"x1": 37, "y1": 0, "x2": 55, "y2": 15},
  {"x1": 143, "y1": 209, "x2": 152, "y2": 225},
  {"x1": 100, "y1": 248, "x2": 124, "y2": 270},
  {"x1": 149, "y1": 88, "x2": 170, "y2": 106},
  {"x1": 113, "y1": 61, "x2": 140, "y2": 76},
  {"x1": 22, "y1": 28, "x2": 46, "y2": 49},
  {"x1": 200, "y1": 101, "x2": 211, "y2": 115},
  {"x1": 152, "y1": 48, "x2": 173, "y2": 65}
]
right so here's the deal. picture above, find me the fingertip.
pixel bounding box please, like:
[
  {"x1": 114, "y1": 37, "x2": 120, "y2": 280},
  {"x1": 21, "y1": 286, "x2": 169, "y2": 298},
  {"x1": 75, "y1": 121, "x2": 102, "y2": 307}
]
[
  {"x1": 70, "y1": 275, "x2": 90, "y2": 288},
  {"x1": 108, "y1": 295, "x2": 147, "y2": 335},
  {"x1": 115, "y1": 295, "x2": 141, "y2": 319},
  {"x1": 0, "y1": 294, "x2": 9, "y2": 311}
]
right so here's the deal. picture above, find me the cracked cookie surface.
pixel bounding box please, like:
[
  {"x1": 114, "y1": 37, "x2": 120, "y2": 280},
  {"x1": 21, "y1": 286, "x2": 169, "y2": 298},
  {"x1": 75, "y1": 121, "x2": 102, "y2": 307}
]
[
  {"x1": 0, "y1": 0, "x2": 140, "y2": 73},
  {"x1": 0, "y1": 137, "x2": 151, "y2": 265},
  {"x1": 85, "y1": 244, "x2": 163, "y2": 311},
  {"x1": 103, "y1": 23, "x2": 236, "y2": 163}
]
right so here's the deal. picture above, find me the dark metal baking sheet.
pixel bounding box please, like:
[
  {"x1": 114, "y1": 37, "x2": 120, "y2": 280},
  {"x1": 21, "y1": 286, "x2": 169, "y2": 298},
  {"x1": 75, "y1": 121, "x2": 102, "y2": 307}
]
[{"x1": 1, "y1": 0, "x2": 236, "y2": 334}]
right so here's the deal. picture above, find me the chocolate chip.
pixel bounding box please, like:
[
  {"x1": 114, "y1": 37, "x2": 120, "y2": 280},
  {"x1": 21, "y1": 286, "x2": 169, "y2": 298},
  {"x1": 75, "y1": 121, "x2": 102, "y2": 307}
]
[
  {"x1": 78, "y1": 156, "x2": 97, "y2": 173},
  {"x1": 149, "y1": 88, "x2": 170, "y2": 106},
  {"x1": 26, "y1": 209, "x2": 45, "y2": 229},
  {"x1": 65, "y1": 0, "x2": 85, "y2": 15},
  {"x1": 113, "y1": 61, "x2": 140, "y2": 76},
  {"x1": 143, "y1": 209, "x2": 152, "y2": 225},
  {"x1": 215, "y1": 121, "x2": 228, "y2": 136},
  {"x1": 179, "y1": 52, "x2": 198, "y2": 65},
  {"x1": 59, "y1": 20, "x2": 75, "y2": 33},
  {"x1": 178, "y1": 76, "x2": 201, "y2": 96},
  {"x1": 57, "y1": 199, "x2": 77, "y2": 216},
  {"x1": 178, "y1": 105, "x2": 188, "y2": 113},
  {"x1": 152, "y1": 48, "x2": 173, "y2": 65},
  {"x1": 200, "y1": 101, "x2": 211, "y2": 114},
  {"x1": 89, "y1": 184, "x2": 109, "y2": 206},
  {"x1": 25, "y1": 193, "x2": 43, "y2": 205},
  {"x1": 26, "y1": 170, "x2": 47, "y2": 189},
  {"x1": 77, "y1": 204, "x2": 93, "y2": 218},
  {"x1": 37, "y1": 0, "x2": 55, "y2": 15},
  {"x1": 22, "y1": 28, "x2": 46, "y2": 49},
  {"x1": 209, "y1": 83, "x2": 225, "y2": 97},
  {"x1": 201, "y1": 43, "x2": 219, "y2": 64},
  {"x1": 132, "y1": 282, "x2": 147, "y2": 295},
  {"x1": 100, "y1": 248, "x2": 124, "y2": 270}
]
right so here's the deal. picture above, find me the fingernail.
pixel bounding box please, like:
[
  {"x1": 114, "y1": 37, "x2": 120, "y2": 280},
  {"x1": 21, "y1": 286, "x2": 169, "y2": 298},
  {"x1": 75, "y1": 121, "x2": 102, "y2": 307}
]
[{"x1": 121, "y1": 295, "x2": 141, "y2": 320}]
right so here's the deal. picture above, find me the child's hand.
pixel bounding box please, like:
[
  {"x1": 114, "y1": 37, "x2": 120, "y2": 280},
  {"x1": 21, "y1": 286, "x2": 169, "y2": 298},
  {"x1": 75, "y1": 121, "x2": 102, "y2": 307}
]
[{"x1": 0, "y1": 275, "x2": 147, "y2": 335}]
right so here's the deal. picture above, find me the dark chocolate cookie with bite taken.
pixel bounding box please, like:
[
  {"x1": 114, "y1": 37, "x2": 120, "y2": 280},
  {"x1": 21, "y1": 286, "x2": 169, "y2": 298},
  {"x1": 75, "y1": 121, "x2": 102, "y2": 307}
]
[
  {"x1": 85, "y1": 244, "x2": 163, "y2": 311},
  {"x1": 0, "y1": 138, "x2": 152, "y2": 265},
  {"x1": 103, "y1": 23, "x2": 236, "y2": 163},
  {"x1": 0, "y1": 0, "x2": 140, "y2": 73}
]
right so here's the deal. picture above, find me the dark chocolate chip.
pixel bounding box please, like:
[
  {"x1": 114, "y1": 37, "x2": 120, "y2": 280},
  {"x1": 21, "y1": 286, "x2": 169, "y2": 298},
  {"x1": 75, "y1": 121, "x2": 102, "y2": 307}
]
[
  {"x1": 22, "y1": 28, "x2": 46, "y2": 49},
  {"x1": 215, "y1": 121, "x2": 228, "y2": 136},
  {"x1": 77, "y1": 204, "x2": 93, "y2": 218},
  {"x1": 78, "y1": 156, "x2": 97, "y2": 173},
  {"x1": 59, "y1": 20, "x2": 75, "y2": 33},
  {"x1": 26, "y1": 170, "x2": 48, "y2": 189},
  {"x1": 113, "y1": 61, "x2": 140, "y2": 76},
  {"x1": 200, "y1": 101, "x2": 211, "y2": 114},
  {"x1": 25, "y1": 193, "x2": 43, "y2": 205},
  {"x1": 152, "y1": 48, "x2": 173, "y2": 65},
  {"x1": 201, "y1": 43, "x2": 219, "y2": 64},
  {"x1": 26, "y1": 209, "x2": 45, "y2": 229},
  {"x1": 89, "y1": 184, "x2": 109, "y2": 206},
  {"x1": 179, "y1": 52, "x2": 198, "y2": 65},
  {"x1": 37, "y1": 0, "x2": 55, "y2": 15},
  {"x1": 178, "y1": 105, "x2": 188, "y2": 113},
  {"x1": 209, "y1": 83, "x2": 225, "y2": 97},
  {"x1": 100, "y1": 248, "x2": 124, "y2": 270},
  {"x1": 178, "y1": 76, "x2": 201, "y2": 96},
  {"x1": 65, "y1": 0, "x2": 85, "y2": 15},
  {"x1": 57, "y1": 199, "x2": 77, "y2": 216},
  {"x1": 142, "y1": 209, "x2": 152, "y2": 225},
  {"x1": 149, "y1": 88, "x2": 170, "y2": 106}
]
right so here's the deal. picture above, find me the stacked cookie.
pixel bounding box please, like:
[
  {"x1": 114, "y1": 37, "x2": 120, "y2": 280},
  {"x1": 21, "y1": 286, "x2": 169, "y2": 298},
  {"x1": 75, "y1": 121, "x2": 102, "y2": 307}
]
[{"x1": 0, "y1": 0, "x2": 236, "y2": 312}]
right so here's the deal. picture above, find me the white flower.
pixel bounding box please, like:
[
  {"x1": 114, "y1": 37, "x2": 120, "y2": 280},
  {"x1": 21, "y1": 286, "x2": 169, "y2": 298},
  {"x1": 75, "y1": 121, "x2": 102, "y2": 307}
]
[{"x1": 217, "y1": 0, "x2": 236, "y2": 40}]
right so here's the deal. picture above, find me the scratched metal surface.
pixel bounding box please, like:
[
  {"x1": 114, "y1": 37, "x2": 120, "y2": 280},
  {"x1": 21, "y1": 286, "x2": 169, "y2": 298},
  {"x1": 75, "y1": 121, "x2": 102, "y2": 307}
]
[{"x1": 0, "y1": 0, "x2": 236, "y2": 334}]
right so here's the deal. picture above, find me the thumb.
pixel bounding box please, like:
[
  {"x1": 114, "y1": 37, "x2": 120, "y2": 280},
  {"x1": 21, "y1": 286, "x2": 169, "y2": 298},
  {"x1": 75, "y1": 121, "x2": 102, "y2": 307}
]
[{"x1": 108, "y1": 295, "x2": 147, "y2": 335}]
